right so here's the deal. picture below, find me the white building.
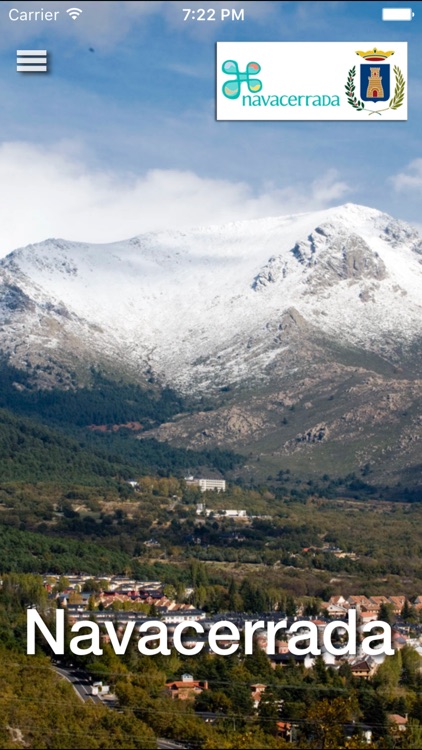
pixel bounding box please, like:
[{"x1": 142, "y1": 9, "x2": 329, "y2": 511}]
[
  {"x1": 199, "y1": 478, "x2": 226, "y2": 492},
  {"x1": 162, "y1": 610, "x2": 206, "y2": 623},
  {"x1": 186, "y1": 477, "x2": 226, "y2": 492}
]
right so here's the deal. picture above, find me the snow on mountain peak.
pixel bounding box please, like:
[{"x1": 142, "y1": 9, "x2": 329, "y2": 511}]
[{"x1": 0, "y1": 203, "x2": 421, "y2": 391}]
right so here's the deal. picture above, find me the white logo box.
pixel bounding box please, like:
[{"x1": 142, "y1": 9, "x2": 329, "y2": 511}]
[{"x1": 216, "y1": 42, "x2": 407, "y2": 121}]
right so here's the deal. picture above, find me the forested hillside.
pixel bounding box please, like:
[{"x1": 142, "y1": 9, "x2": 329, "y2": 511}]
[
  {"x1": 0, "y1": 406, "x2": 241, "y2": 484},
  {"x1": 0, "y1": 362, "x2": 186, "y2": 426}
]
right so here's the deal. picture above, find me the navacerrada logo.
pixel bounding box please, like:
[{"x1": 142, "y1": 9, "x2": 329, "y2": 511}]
[
  {"x1": 216, "y1": 42, "x2": 407, "y2": 121},
  {"x1": 222, "y1": 58, "x2": 340, "y2": 109},
  {"x1": 222, "y1": 60, "x2": 262, "y2": 99}
]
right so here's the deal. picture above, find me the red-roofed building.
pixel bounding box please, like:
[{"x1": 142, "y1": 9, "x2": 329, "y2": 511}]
[
  {"x1": 369, "y1": 596, "x2": 390, "y2": 611},
  {"x1": 388, "y1": 714, "x2": 408, "y2": 732},
  {"x1": 360, "y1": 610, "x2": 379, "y2": 624},
  {"x1": 166, "y1": 673, "x2": 208, "y2": 701},
  {"x1": 348, "y1": 595, "x2": 373, "y2": 611}
]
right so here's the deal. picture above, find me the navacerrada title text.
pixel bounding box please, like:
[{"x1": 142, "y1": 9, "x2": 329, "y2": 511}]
[{"x1": 27, "y1": 610, "x2": 394, "y2": 658}]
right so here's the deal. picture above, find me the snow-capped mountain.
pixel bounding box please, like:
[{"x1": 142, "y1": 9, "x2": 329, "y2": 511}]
[{"x1": 0, "y1": 203, "x2": 421, "y2": 393}]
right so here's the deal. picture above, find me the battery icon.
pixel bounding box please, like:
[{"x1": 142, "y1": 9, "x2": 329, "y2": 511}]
[{"x1": 382, "y1": 8, "x2": 414, "y2": 20}]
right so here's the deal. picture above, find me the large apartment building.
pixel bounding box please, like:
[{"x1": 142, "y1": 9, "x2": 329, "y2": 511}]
[{"x1": 185, "y1": 476, "x2": 226, "y2": 492}]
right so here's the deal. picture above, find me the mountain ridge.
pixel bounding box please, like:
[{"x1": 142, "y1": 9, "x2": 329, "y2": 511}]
[
  {"x1": 1, "y1": 202, "x2": 421, "y2": 486},
  {"x1": 0, "y1": 202, "x2": 421, "y2": 394}
]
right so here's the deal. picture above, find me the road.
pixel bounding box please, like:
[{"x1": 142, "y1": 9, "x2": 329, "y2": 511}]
[
  {"x1": 53, "y1": 665, "x2": 186, "y2": 749},
  {"x1": 54, "y1": 665, "x2": 103, "y2": 704}
]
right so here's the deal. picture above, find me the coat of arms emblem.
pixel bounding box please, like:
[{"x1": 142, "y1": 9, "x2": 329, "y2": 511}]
[{"x1": 345, "y1": 48, "x2": 405, "y2": 115}]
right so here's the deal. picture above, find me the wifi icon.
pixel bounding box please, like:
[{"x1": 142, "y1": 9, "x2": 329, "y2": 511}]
[{"x1": 66, "y1": 7, "x2": 83, "y2": 20}]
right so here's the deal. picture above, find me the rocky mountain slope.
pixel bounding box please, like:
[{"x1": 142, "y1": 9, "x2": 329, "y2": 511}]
[{"x1": 0, "y1": 203, "x2": 421, "y2": 484}]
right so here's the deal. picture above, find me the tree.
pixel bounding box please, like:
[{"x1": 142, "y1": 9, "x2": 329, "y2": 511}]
[
  {"x1": 376, "y1": 651, "x2": 402, "y2": 690},
  {"x1": 244, "y1": 648, "x2": 273, "y2": 681},
  {"x1": 304, "y1": 598, "x2": 322, "y2": 617},
  {"x1": 194, "y1": 585, "x2": 207, "y2": 609},
  {"x1": 338, "y1": 662, "x2": 353, "y2": 683},
  {"x1": 401, "y1": 599, "x2": 412, "y2": 621},
  {"x1": 285, "y1": 596, "x2": 297, "y2": 617},
  {"x1": 0, "y1": 573, "x2": 47, "y2": 610},
  {"x1": 228, "y1": 577, "x2": 237, "y2": 610},
  {"x1": 190, "y1": 560, "x2": 209, "y2": 588},
  {"x1": 400, "y1": 646, "x2": 422, "y2": 689},
  {"x1": 314, "y1": 654, "x2": 328, "y2": 684},
  {"x1": 82, "y1": 578, "x2": 104, "y2": 593},
  {"x1": 304, "y1": 696, "x2": 359, "y2": 749},
  {"x1": 240, "y1": 580, "x2": 266, "y2": 613},
  {"x1": 258, "y1": 687, "x2": 280, "y2": 736},
  {"x1": 55, "y1": 575, "x2": 70, "y2": 592},
  {"x1": 195, "y1": 689, "x2": 232, "y2": 714},
  {"x1": 404, "y1": 719, "x2": 422, "y2": 750},
  {"x1": 163, "y1": 584, "x2": 177, "y2": 599},
  {"x1": 378, "y1": 602, "x2": 395, "y2": 626}
]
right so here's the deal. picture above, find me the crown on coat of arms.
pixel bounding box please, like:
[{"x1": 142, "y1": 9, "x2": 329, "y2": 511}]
[{"x1": 355, "y1": 48, "x2": 394, "y2": 61}]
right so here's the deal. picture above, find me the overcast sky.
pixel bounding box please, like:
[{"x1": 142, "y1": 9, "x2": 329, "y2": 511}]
[{"x1": 0, "y1": 0, "x2": 421, "y2": 254}]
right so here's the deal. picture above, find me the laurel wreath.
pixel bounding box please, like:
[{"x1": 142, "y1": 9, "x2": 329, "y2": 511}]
[
  {"x1": 389, "y1": 65, "x2": 405, "y2": 109},
  {"x1": 345, "y1": 66, "x2": 365, "y2": 111},
  {"x1": 345, "y1": 64, "x2": 406, "y2": 115}
]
